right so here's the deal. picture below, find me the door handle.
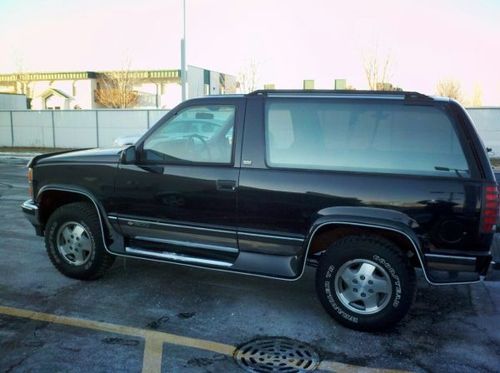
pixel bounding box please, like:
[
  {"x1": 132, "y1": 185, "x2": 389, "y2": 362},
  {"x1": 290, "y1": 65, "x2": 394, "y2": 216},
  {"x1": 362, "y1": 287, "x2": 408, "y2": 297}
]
[{"x1": 216, "y1": 179, "x2": 237, "y2": 192}]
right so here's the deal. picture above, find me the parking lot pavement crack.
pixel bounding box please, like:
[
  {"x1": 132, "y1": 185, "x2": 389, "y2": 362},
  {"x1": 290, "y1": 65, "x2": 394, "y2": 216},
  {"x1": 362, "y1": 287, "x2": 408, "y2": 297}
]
[{"x1": 4, "y1": 354, "x2": 31, "y2": 373}]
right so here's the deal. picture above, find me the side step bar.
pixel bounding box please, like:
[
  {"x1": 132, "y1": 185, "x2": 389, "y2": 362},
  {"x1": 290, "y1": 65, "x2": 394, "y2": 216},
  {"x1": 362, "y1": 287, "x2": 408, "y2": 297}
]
[{"x1": 125, "y1": 246, "x2": 233, "y2": 267}]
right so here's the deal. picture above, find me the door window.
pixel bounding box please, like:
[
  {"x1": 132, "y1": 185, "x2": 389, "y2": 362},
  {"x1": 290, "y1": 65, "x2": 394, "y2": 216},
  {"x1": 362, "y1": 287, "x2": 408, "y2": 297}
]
[{"x1": 143, "y1": 105, "x2": 236, "y2": 164}]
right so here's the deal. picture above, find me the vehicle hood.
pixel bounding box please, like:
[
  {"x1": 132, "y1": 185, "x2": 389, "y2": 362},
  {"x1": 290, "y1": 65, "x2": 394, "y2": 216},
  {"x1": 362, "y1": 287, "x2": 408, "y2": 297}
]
[{"x1": 29, "y1": 148, "x2": 122, "y2": 167}]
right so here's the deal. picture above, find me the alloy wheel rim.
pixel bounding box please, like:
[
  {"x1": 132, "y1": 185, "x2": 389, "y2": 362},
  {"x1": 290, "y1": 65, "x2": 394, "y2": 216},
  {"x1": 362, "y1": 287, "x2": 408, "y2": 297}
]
[
  {"x1": 334, "y1": 258, "x2": 392, "y2": 315},
  {"x1": 56, "y1": 221, "x2": 93, "y2": 266}
]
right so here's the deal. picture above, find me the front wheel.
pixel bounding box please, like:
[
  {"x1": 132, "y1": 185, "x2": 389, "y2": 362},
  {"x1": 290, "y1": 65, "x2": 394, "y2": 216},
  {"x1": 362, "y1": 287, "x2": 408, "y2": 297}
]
[
  {"x1": 315, "y1": 235, "x2": 416, "y2": 331},
  {"x1": 45, "y1": 202, "x2": 115, "y2": 280}
]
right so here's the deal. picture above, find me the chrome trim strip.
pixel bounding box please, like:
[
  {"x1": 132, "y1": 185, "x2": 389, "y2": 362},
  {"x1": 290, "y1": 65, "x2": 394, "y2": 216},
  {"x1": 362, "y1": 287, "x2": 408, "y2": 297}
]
[
  {"x1": 22, "y1": 200, "x2": 38, "y2": 211},
  {"x1": 134, "y1": 236, "x2": 238, "y2": 253},
  {"x1": 115, "y1": 216, "x2": 304, "y2": 243},
  {"x1": 116, "y1": 216, "x2": 236, "y2": 235},
  {"x1": 425, "y1": 253, "x2": 477, "y2": 262},
  {"x1": 269, "y1": 94, "x2": 405, "y2": 100},
  {"x1": 238, "y1": 231, "x2": 304, "y2": 243},
  {"x1": 125, "y1": 247, "x2": 232, "y2": 267},
  {"x1": 107, "y1": 216, "x2": 118, "y2": 221},
  {"x1": 302, "y1": 222, "x2": 480, "y2": 286}
]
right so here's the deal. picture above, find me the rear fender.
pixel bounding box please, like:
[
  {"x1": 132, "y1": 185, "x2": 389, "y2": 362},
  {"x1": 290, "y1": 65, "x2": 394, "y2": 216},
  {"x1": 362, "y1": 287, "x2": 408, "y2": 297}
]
[{"x1": 301, "y1": 206, "x2": 431, "y2": 281}]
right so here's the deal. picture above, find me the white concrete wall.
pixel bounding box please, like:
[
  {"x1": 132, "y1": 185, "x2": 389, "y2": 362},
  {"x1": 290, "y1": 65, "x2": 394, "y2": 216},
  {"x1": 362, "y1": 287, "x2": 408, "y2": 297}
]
[
  {"x1": 148, "y1": 110, "x2": 170, "y2": 128},
  {"x1": 97, "y1": 110, "x2": 149, "y2": 147},
  {"x1": 0, "y1": 94, "x2": 27, "y2": 110},
  {"x1": 0, "y1": 109, "x2": 169, "y2": 148},
  {"x1": 53, "y1": 111, "x2": 97, "y2": 148},
  {"x1": 12, "y1": 111, "x2": 54, "y2": 147},
  {"x1": 1, "y1": 107, "x2": 499, "y2": 151},
  {"x1": 468, "y1": 108, "x2": 500, "y2": 157},
  {"x1": 0, "y1": 111, "x2": 12, "y2": 146}
]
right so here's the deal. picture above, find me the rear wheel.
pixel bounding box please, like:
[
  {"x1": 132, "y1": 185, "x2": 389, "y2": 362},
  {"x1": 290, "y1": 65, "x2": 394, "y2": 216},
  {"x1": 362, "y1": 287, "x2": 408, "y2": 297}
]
[
  {"x1": 315, "y1": 235, "x2": 416, "y2": 331},
  {"x1": 45, "y1": 202, "x2": 115, "y2": 280}
]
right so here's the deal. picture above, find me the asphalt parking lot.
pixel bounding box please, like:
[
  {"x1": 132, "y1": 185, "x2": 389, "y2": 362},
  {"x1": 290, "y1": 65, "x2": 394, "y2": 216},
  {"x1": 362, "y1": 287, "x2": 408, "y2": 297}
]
[{"x1": 0, "y1": 156, "x2": 499, "y2": 372}]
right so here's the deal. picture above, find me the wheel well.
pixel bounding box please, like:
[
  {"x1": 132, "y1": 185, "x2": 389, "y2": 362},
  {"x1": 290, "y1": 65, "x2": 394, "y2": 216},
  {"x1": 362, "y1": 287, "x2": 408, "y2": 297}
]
[
  {"x1": 38, "y1": 190, "x2": 109, "y2": 241},
  {"x1": 307, "y1": 224, "x2": 421, "y2": 268}
]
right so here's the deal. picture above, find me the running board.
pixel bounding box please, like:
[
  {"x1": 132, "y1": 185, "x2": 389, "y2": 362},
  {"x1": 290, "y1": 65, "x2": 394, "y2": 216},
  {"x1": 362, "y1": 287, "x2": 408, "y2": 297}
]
[{"x1": 125, "y1": 246, "x2": 233, "y2": 267}]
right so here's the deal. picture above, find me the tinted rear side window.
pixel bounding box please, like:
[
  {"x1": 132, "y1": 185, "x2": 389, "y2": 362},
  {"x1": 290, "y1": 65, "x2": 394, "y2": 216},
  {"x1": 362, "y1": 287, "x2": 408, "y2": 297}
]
[{"x1": 265, "y1": 99, "x2": 470, "y2": 177}]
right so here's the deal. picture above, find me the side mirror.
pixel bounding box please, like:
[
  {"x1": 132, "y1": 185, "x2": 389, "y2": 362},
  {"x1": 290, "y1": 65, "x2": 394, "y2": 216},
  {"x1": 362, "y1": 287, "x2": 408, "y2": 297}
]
[{"x1": 120, "y1": 145, "x2": 137, "y2": 164}]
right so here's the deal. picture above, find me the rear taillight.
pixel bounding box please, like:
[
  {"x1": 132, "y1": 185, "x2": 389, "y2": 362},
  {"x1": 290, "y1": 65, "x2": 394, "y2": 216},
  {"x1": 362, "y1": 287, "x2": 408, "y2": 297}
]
[
  {"x1": 480, "y1": 184, "x2": 499, "y2": 233},
  {"x1": 27, "y1": 168, "x2": 33, "y2": 198}
]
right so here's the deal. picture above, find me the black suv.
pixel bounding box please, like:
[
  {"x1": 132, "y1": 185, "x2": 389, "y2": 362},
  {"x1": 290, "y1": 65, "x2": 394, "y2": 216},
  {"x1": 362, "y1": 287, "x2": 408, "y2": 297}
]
[{"x1": 22, "y1": 90, "x2": 496, "y2": 331}]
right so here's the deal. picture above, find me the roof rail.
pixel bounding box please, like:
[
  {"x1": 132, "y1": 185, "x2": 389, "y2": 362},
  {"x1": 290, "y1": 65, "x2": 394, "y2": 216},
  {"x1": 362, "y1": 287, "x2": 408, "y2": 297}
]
[{"x1": 247, "y1": 89, "x2": 432, "y2": 101}]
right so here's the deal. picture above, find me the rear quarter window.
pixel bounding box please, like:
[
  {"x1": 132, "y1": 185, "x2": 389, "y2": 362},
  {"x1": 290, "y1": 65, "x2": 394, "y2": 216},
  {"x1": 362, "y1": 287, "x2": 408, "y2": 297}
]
[{"x1": 265, "y1": 99, "x2": 470, "y2": 178}]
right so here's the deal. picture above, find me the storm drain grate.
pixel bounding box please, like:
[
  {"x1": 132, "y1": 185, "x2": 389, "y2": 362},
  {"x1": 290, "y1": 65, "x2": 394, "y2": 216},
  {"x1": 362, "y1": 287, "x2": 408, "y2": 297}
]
[{"x1": 234, "y1": 337, "x2": 320, "y2": 372}]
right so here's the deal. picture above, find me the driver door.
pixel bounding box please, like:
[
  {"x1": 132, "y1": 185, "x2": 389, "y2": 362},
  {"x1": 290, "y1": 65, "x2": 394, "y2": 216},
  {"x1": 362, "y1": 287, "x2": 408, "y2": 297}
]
[{"x1": 110, "y1": 98, "x2": 245, "y2": 266}]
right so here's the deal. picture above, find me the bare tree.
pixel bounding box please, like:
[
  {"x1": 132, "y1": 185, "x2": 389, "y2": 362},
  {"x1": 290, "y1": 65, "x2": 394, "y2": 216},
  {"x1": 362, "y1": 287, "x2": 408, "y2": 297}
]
[
  {"x1": 95, "y1": 61, "x2": 139, "y2": 108},
  {"x1": 237, "y1": 59, "x2": 259, "y2": 93},
  {"x1": 436, "y1": 79, "x2": 463, "y2": 103},
  {"x1": 471, "y1": 84, "x2": 483, "y2": 107},
  {"x1": 363, "y1": 49, "x2": 393, "y2": 90}
]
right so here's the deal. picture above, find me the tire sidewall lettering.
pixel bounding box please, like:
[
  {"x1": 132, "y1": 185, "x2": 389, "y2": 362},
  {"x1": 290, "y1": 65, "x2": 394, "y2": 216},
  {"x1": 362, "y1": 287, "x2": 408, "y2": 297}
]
[
  {"x1": 373, "y1": 254, "x2": 402, "y2": 308},
  {"x1": 48, "y1": 220, "x2": 62, "y2": 264},
  {"x1": 324, "y1": 264, "x2": 359, "y2": 324}
]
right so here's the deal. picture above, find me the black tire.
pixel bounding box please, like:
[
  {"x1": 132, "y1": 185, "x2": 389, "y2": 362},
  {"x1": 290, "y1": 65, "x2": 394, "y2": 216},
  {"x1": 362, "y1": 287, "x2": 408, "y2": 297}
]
[
  {"x1": 45, "y1": 202, "x2": 115, "y2": 280},
  {"x1": 315, "y1": 235, "x2": 416, "y2": 332}
]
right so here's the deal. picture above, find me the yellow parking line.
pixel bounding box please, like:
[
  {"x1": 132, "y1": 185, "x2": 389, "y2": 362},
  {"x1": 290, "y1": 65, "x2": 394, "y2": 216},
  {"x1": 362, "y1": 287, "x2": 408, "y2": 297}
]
[
  {"x1": 0, "y1": 305, "x2": 235, "y2": 356},
  {"x1": 0, "y1": 305, "x2": 409, "y2": 373},
  {"x1": 142, "y1": 336, "x2": 164, "y2": 373}
]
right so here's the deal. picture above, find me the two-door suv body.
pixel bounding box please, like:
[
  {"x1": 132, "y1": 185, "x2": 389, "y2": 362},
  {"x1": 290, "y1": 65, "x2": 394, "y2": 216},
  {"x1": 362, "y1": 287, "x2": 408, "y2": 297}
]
[{"x1": 22, "y1": 90, "x2": 496, "y2": 331}]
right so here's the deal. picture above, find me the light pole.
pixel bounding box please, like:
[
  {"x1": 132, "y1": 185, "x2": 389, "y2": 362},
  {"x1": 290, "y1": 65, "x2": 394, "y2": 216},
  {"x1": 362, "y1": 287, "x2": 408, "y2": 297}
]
[{"x1": 180, "y1": 0, "x2": 187, "y2": 101}]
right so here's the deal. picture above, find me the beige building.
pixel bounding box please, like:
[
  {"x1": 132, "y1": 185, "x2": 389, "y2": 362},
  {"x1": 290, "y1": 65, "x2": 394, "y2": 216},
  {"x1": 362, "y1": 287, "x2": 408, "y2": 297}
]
[{"x1": 0, "y1": 66, "x2": 237, "y2": 110}]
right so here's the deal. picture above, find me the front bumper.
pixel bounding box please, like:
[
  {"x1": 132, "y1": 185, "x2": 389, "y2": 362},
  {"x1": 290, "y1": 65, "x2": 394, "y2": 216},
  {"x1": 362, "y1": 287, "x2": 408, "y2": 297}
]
[{"x1": 21, "y1": 199, "x2": 43, "y2": 236}]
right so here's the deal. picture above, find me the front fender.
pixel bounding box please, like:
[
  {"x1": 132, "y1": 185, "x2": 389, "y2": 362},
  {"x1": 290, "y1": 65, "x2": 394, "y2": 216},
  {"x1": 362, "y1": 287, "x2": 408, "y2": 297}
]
[{"x1": 37, "y1": 184, "x2": 124, "y2": 253}]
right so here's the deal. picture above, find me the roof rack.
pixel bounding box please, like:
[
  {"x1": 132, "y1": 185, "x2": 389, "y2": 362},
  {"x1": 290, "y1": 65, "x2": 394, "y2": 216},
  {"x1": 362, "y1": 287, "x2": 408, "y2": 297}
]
[{"x1": 247, "y1": 89, "x2": 432, "y2": 101}]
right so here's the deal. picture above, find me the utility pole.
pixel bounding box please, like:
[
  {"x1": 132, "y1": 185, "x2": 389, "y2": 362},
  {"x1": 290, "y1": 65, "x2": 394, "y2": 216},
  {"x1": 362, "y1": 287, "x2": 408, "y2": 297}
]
[{"x1": 181, "y1": 0, "x2": 187, "y2": 101}]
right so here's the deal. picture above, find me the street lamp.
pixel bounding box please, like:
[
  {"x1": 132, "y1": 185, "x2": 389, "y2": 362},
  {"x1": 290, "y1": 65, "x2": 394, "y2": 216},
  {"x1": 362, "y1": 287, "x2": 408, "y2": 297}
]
[{"x1": 181, "y1": 0, "x2": 187, "y2": 101}]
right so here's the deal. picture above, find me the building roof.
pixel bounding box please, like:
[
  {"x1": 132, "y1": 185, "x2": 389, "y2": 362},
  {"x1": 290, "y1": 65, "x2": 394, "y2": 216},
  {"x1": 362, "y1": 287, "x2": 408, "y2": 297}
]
[
  {"x1": 0, "y1": 71, "x2": 97, "y2": 82},
  {"x1": 37, "y1": 87, "x2": 73, "y2": 99},
  {"x1": 0, "y1": 70, "x2": 180, "y2": 82}
]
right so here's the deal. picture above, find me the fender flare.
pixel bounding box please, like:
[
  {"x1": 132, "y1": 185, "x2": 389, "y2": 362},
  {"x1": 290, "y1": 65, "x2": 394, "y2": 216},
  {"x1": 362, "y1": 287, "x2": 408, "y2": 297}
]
[
  {"x1": 300, "y1": 207, "x2": 442, "y2": 285},
  {"x1": 36, "y1": 185, "x2": 121, "y2": 254}
]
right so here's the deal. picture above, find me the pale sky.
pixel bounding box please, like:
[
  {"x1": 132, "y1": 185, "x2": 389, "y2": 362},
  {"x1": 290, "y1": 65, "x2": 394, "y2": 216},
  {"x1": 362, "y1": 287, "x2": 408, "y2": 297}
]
[{"x1": 0, "y1": 0, "x2": 499, "y2": 104}]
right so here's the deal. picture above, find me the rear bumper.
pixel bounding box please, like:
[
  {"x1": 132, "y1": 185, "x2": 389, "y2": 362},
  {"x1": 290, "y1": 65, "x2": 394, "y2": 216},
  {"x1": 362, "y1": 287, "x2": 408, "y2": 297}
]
[
  {"x1": 21, "y1": 199, "x2": 43, "y2": 236},
  {"x1": 424, "y1": 252, "x2": 492, "y2": 284},
  {"x1": 484, "y1": 233, "x2": 500, "y2": 280}
]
